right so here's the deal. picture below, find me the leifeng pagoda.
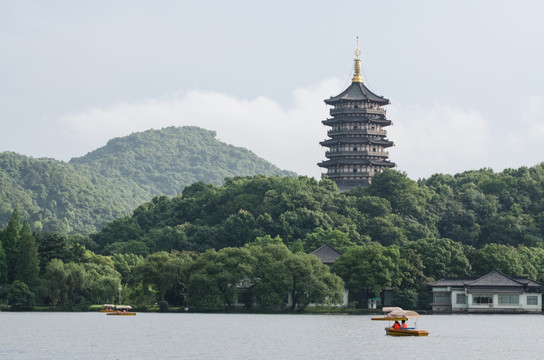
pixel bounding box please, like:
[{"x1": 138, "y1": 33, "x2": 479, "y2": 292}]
[{"x1": 318, "y1": 39, "x2": 395, "y2": 191}]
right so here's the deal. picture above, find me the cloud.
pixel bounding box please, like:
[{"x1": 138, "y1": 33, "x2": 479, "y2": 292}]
[
  {"x1": 56, "y1": 82, "x2": 544, "y2": 182},
  {"x1": 387, "y1": 103, "x2": 493, "y2": 179},
  {"x1": 389, "y1": 97, "x2": 544, "y2": 180},
  {"x1": 509, "y1": 95, "x2": 544, "y2": 166}
]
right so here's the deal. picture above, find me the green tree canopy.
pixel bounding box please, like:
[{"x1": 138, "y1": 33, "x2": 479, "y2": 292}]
[
  {"x1": 15, "y1": 221, "x2": 40, "y2": 288},
  {"x1": 8, "y1": 280, "x2": 35, "y2": 310},
  {"x1": 403, "y1": 238, "x2": 471, "y2": 281}
]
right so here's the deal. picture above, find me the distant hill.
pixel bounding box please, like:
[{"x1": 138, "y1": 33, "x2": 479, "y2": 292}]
[{"x1": 0, "y1": 126, "x2": 296, "y2": 233}]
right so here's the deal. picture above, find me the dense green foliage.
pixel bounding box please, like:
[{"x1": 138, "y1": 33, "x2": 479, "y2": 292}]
[
  {"x1": 3, "y1": 165, "x2": 544, "y2": 310},
  {"x1": 0, "y1": 126, "x2": 296, "y2": 234},
  {"x1": 88, "y1": 165, "x2": 544, "y2": 255},
  {"x1": 0, "y1": 208, "x2": 344, "y2": 311}
]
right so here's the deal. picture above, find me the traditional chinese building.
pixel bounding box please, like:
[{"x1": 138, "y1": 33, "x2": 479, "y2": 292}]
[
  {"x1": 428, "y1": 270, "x2": 542, "y2": 313},
  {"x1": 318, "y1": 39, "x2": 395, "y2": 191}
]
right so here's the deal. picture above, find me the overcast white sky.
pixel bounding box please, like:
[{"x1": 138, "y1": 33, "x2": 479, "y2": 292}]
[{"x1": 2, "y1": 0, "x2": 544, "y2": 181}]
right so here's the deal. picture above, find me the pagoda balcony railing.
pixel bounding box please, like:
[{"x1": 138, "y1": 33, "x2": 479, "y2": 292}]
[
  {"x1": 327, "y1": 129, "x2": 387, "y2": 137},
  {"x1": 325, "y1": 150, "x2": 389, "y2": 157},
  {"x1": 330, "y1": 108, "x2": 385, "y2": 116}
]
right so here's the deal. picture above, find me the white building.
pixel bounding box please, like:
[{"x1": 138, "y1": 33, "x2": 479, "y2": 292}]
[{"x1": 429, "y1": 270, "x2": 542, "y2": 313}]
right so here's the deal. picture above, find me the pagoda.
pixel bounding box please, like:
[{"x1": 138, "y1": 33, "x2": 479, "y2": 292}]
[{"x1": 318, "y1": 39, "x2": 395, "y2": 191}]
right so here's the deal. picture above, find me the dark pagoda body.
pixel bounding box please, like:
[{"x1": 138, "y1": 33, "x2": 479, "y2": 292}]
[{"x1": 318, "y1": 41, "x2": 395, "y2": 191}]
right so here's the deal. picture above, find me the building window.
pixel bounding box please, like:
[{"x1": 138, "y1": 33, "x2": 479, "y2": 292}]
[
  {"x1": 498, "y1": 294, "x2": 519, "y2": 304},
  {"x1": 353, "y1": 147, "x2": 358, "y2": 151},
  {"x1": 473, "y1": 294, "x2": 493, "y2": 304},
  {"x1": 433, "y1": 293, "x2": 451, "y2": 304},
  {"x1": 527, "y1": 296, "x2": 538, "y2": 305},
  {"x1": 456, "y1": 293, "x2": 467, "y2": 304},
  {"x1": 353, "y1": 168, "x2": 358, "y2": 173}
]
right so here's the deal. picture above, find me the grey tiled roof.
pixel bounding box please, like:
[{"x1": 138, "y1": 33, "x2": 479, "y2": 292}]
[
  {"x1": 325, "y1": 82, "x2": 390, "y2": 105},
  {"x1": 429, "y1": 270, "x2": 542, "y2": 289},
  {"x1": 319, "y1": 138, "x2": 394, "y2": 147},
  {"x1": 309, "y1": 243, "x2": 343, "y2": 265},
  {"x1": 466, "y1": 270, "x2": 525, "y2": 287},
  {"x1": 318, "y1": 159, "x2": 396, "y2": 167}
]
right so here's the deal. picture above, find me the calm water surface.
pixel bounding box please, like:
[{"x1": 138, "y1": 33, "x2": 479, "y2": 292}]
[{"x1": 1, "y1": 312, "x2": 543, "y2": 359}]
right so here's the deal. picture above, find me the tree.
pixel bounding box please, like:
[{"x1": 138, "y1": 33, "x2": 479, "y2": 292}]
[
  {"x1": 282, "y1": 252, "x2": 343, "y2": 311},
  {"x1": 516, "y1": 246, "x2": 544, "y2": 281},
  {"x1": 1, "y1": 208, "x2": 21, "y2": 283},
  {"x1": 135, "y1": 251, "x2": 195, "y2": 305},
  {"x1": 64, "y1": 262, "x2": 90, "y2": 306},
  {"x1": 470, "y1": 244, "x2": 524, "y2": 277},
  {"x1": 361, "y1": 215, "x2": 406, "y2": 246},
  {"x1": 221, "y1": 209, "x2": 258, "y2": 248},
  {"x1": 479, "y1": 205, "x2": 542, "y2": 247},
  {"x1": 42, "y1": 259, "x2": 69, "y2": 306},
  {"x1": 0, "y1": 239, "x2": 7, "y2": 284},
  {"x1": 279, "y1": 208, "x2": 334, "y2": 244},
  {"x1": 187, "y1": 247, "x2": 255, "y2": 309},
  {"x1": 366, "y1": 169, "x2": 430, "y2": 223},
  {"x1": 112, "y1": 253, "x2": 144, "y2": 286},
  {"x1": 15, "y1": 221, "x2": 40, "y2": 288},
  {"x1": 245, "y1": 243, "x2": 291, "y2": 310},
  {"x1": 37, "y1": 233, "x2": 70, "y2": 274},
  {"x1": 332, "y1": 244, "x2": 402, "y2": 307},
  {"x1": 8, "y1": 280, "x2": 35, "y2": 310},
  {"x1": 89, "y1": 276, "x2": 121, "y2": 304},
  {"x1": 403, "y1": 238, "x2": 471, "y2": 281}
]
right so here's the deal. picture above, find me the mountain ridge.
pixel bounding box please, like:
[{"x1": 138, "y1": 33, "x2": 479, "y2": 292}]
[{"x1": 0, "y1": 126, "x2": 297, "y2": 233}]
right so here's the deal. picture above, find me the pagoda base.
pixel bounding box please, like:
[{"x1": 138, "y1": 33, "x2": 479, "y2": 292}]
[{"x1": 332, "y1": 179, "x2": 371, "y2": 192}]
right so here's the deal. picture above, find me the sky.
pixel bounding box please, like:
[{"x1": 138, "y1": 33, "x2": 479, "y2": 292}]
[{"x1": 2, "y1": 0, "x2": 544, "y2": 181}]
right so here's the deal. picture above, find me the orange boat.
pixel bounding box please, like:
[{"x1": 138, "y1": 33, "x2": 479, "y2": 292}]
[
  {"x1": 372, "y1": 307, "x2": 429, "y2": 337},
  {"x1": 106, "y1": 311, "x2": 136, "y2": 316},
  {"x1": 105, "y1": 305, "x2": 136, "y2": 316},
  {"x1": 385, "y1": 327, "x2": 429, "y2": 337}
]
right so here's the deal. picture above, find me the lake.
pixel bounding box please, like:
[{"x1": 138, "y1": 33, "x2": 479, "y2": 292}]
[{"x1": 0, "y1": 312, "x2": 542, "y2": 359}]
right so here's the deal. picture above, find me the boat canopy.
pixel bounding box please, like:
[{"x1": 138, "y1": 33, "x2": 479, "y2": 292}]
[{"x1": 387, "y1": 308, "x2": 420, "y2": 319}]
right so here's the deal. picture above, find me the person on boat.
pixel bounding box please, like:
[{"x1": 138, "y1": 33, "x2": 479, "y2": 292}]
[
  {"x1": 402, "y1": 320, "x2": 408, "y2": 329},
  {"x1": 393, "y1": 321, "x2": 402, "y2": 330}
]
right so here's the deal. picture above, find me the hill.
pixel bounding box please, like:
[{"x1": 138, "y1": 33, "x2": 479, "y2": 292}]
[
  {"x1": 0, "y1": 126, "x2": 296, "y2": 233},
  {"x1": 69, "y1": 126, "x2": 295, "y2": 197}
]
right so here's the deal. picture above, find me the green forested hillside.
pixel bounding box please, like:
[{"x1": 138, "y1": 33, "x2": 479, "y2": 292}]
[
  {"x1": 0, "y1": 153, "x2": 126, "y2": 234},
  {"x1": 0, "y1": 126, "x2": 296, "y2": 233},
  {"x1": 70, "y1": 126, "x2": 295, "y2": 197}
]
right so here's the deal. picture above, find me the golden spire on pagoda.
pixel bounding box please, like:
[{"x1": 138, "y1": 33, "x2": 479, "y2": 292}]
[{"x1": 352, "y1": 36, "x2": 363, "y2": 83}]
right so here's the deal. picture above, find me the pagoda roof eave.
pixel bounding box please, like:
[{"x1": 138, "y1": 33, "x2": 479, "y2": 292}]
[
  {"x1": 322, "y1": 118, "x2": 392, "y2": 126},
  {"x1": 318, "y1": 159, "x2": 396, "y2": 167},
  {"x1": 319, "y1": 138, "x2": 394, "y2": 147},
  {"x1": 324, "y1": 82, "x2": 390, "y2": 106}
]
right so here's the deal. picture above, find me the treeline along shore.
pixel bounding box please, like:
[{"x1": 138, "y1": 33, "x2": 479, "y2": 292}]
[{"x1": 2, "y1": 165, "x2": 544, "y2": 311}]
